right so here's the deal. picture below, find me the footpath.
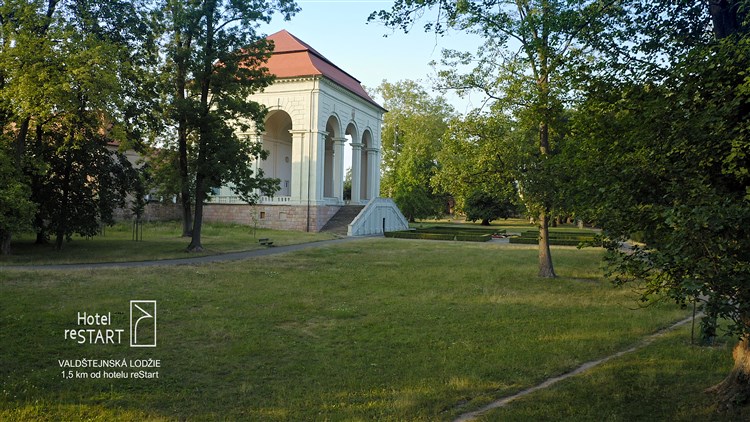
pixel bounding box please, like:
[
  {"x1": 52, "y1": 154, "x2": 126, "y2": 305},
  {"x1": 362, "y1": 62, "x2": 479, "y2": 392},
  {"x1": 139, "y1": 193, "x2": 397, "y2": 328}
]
[{"x1": 1, "y1": 237, "x2": 363, "y2": 271}]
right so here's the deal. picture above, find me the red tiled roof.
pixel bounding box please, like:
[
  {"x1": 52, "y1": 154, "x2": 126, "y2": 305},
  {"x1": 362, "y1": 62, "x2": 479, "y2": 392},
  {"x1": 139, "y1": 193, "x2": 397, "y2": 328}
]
[{"x1": 266, "y1": 30, "x2": 384, "y2": 111}]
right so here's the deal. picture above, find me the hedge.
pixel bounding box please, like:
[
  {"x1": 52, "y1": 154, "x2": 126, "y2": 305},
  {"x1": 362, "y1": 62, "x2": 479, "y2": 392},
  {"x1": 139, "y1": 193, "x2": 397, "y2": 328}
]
[
  {"x1": 384, "y1": 231, "x2": 492, "y2": 242},
  {"x1": 509, "y1": 237, "x2": 602, "y2": 247}
]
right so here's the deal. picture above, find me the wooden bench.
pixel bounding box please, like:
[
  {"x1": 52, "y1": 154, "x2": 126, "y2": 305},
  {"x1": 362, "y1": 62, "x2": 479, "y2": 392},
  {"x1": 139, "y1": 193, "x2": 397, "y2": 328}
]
[{"x1": 258, "y1": 238, "x2": 274, "y2": 247}]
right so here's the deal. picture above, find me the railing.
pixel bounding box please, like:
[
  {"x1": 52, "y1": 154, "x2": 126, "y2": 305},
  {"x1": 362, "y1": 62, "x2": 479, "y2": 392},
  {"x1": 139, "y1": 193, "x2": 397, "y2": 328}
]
[
  {"x1": 260, "y1": 195, "x2": 292, "y2": 204},
  {"x1": 209, "y1": 195, "x2": 292, "y2": 204},
  {"x1": 348, "y1": 197, "x2": 409, "y2": 237}
]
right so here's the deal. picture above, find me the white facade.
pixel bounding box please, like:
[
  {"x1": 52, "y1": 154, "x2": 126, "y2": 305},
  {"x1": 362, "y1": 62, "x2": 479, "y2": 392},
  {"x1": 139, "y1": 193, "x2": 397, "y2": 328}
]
[
  {"x1": 213, "y1": 76, "x2": 383, "y2": 208},
  {"x1": 203, "y1": 30, "x2": 412, "y2": 234}
]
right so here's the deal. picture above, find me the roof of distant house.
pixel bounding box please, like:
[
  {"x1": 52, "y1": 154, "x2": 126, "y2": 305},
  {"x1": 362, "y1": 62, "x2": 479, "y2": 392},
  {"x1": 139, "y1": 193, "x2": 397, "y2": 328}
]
[{"x1": 265, "y1": 30, "x2": 384, "y2": 111}]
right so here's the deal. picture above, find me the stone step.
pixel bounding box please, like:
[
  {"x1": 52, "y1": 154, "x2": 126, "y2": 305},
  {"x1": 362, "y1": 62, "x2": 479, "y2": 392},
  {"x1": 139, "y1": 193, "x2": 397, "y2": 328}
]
[{"x1": 320, "y1": 206, "x2": 365, "y2": 236}]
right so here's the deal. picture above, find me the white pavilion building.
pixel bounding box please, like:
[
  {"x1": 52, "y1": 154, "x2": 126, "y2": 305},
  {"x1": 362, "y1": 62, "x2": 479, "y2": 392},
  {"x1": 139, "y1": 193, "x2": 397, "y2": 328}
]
[{"x1": 203, "y1": 30, "x2": 407, "y2": 235}]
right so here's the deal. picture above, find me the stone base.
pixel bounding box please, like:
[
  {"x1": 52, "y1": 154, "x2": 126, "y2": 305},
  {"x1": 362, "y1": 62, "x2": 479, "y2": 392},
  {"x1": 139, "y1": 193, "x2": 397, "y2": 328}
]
[
  {"x1": 202, "y1": 204, "x2": 340, "y2": 232},
  {"x1": 114, "y1": 202, "x2": 182, "y2": 222}
]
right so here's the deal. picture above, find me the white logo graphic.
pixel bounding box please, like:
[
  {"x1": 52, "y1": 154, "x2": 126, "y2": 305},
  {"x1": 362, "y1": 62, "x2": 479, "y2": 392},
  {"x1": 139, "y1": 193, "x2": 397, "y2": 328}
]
[{"x1": 130, "y1": 300, "x2": 157, "y2": 347}]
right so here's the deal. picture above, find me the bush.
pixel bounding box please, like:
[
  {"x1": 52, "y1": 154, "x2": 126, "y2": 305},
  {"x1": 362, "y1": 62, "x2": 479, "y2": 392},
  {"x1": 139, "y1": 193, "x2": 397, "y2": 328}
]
[
  {"x1": 509, "y1": 236, "x2": 602, "y2": 247},
  {"x1": 384, "y1": 230, "x2": 492, "y2": 242}
]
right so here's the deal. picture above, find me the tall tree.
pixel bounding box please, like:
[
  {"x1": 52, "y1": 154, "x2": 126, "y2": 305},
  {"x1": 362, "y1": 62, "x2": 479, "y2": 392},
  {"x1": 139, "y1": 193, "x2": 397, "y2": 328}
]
[
  {"x1": 371, "y1": 0, "x2": 613, "y2": 277},
  {"x1": 0, "y1": 0, "x2": 153, "y2": 250},
  {"x1": 156, "y1": 0, "x2": 297, "y2": 252},
  {"x1": 377, "y1": 80, "x2": 454, "y2": 221},
  {"x1": 434, "y1": 109, "x2": 521, "y2": 225},
  {"x1": 570, "y1": 0, "x2": 750, "y2": 409},
  {"x1": 0, "y1": 142, "x2": 35, "y2": 254}
]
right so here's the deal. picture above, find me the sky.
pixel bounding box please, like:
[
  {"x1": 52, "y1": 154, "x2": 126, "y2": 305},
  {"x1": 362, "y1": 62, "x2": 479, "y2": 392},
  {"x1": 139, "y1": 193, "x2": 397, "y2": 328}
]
[{"x1": 257, "y1": 0, "x2": 488, "y2": 114}]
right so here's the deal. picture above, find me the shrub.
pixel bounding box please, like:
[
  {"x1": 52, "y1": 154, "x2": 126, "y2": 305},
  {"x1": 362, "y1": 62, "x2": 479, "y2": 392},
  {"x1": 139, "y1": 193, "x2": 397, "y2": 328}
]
[{"x1": 384, "y1": 230, "x2": 492, "y2": 242}]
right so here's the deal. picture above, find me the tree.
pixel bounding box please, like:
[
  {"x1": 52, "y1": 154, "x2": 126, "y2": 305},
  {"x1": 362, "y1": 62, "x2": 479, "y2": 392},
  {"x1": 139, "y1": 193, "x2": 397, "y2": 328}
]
[
  {"x1": 377, "y1": 80, "x2": 454, "y2": 221},
  {"x1": 433, "y1": 110, "x2": 521, "y2": 225},
  {"x1": 0, "y1": 143, "x2": 35, "y2": 255},
  {"x1": 569, "y1": 1, "x2": 750, "y2": 410},
  {"x1": 1, "y1": 0, "x2": 155, "y2": 250},
  {"x1": 464, "y1": 190, "x2": 518, "y2": 226},
  {"x1": 371, "y1": 0, "x2": 614, "y2": 277},
  {"x1": 155, "y1": 0, "x2": 297, "y2": 252}
]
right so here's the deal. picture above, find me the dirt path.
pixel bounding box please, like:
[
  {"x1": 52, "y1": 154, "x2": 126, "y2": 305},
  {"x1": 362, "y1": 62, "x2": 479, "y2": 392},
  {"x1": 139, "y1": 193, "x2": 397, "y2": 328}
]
[
  {"x1": 1, "y1": 237, "x2": 363, "y2": 271},
  {"x1": 453, "y1": 315, "x2": 697, "y2": 421}
]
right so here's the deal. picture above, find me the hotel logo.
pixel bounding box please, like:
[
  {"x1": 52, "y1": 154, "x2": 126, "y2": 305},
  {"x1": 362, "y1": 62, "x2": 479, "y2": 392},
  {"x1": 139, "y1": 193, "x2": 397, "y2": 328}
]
[{"x1": 130, "y1": 300, "x2": 157, "y2": 348}]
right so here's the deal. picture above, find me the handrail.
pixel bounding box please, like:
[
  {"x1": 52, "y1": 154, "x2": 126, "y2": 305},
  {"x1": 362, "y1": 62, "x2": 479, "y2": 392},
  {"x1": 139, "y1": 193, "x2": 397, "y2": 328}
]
[{"x1": 348, "y1": 197, "x2": 409, "y2": 236}]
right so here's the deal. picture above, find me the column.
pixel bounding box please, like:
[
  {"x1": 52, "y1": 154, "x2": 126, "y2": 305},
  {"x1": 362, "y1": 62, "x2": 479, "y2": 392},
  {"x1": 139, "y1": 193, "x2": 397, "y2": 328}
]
[
  {"x1": 253, "y1": 132, "x2": 265, "y2": 200},
  {"x1": 367, "y1": 147, "x2": 378, "y2": 200},
  {"x1": 351, "y1": 142, "x2": 362, "y2": 204},
  {"x1": 312, "y1": 131, "x2": 326, "y2": 204},
  {"x1": 289, "y1": 130, "x2": 307, "y2": 205},
  {"x1": 333, "y1": 137, "x2": 347, "y2": 203}
]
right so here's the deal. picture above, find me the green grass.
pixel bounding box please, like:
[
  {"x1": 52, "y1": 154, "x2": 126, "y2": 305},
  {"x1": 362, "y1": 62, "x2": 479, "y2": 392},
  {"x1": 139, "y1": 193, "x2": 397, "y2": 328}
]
[
  {"x1": 0, "y1": 239, "x2": 732, "y2": 420},
  {"x1": 483, "y1": 324, "x2": 740, "y2": 421},
  {"x1": 0, "y1": 221, "x2": 335, "y2": 266}
]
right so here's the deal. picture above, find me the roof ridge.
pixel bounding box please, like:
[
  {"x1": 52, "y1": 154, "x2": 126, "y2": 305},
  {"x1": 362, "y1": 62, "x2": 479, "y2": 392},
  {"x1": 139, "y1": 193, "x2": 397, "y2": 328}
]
[{"x1": 268, "y1": 30, "x2": 362, "y2": 84}]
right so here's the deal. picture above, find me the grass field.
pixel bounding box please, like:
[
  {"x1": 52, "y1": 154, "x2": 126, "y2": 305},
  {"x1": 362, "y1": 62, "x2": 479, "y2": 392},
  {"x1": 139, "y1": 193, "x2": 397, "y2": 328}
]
[
  {"x1": 0, "y1": 221, "x2": 335, "y2": 266},
  {"x1": 0, "y1": 237, "x2": 736, "y2": 420}
]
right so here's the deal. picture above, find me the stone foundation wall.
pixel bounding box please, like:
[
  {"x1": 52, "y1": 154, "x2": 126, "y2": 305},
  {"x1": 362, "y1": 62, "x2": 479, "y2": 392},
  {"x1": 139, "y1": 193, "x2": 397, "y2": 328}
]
[
  {"x1": 115, "y1": 202, "x2": 340, "y2": 232},
  {"x1": 202, "y1": 204, "x2": 340, "y2": 232},
  {"x1": 114, "y1": 202, "x2": 182, "y2": 222}
]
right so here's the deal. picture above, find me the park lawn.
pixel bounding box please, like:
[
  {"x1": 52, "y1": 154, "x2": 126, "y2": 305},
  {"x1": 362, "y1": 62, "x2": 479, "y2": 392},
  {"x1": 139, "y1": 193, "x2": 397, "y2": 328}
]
[
  {"x1": 0, "y1": 221, "x2": 335, "y2": 266},
  {"x1": 484, "y1": 323, "x2": 739, "y2": 421},
  {"x1": 0, "y1": 239, "x2": 727, "y2": 420}
]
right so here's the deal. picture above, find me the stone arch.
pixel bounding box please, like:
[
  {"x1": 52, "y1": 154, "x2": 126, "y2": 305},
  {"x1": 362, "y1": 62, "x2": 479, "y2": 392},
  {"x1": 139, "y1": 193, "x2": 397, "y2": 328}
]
[
  {"x1": 360, "y1": 129, "x2": 373, "y2": 201},
  {"x1": 262, "y1": 110, "x2": 293, "y2": 197},
  {"x1": 324, "y1": 115, "x2": 342, "y2": 198},
  {"x1": 345, "y1": 121, "x2": 359, "y2": 140}
]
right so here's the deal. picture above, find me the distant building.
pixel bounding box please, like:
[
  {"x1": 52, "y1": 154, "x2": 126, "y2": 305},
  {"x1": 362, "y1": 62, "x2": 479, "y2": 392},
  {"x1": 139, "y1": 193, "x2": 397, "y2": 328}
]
[{"x1": 205, "y1": 30, "x2": 407, "y2": 235}]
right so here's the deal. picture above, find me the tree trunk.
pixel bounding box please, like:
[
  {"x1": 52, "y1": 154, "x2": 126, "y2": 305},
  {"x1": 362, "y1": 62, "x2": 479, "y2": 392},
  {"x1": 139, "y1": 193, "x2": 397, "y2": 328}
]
[
  {"x1": 709, "y1": 0, "x2": 741, "y2": 39},
  {"x1": 173, "y1": 13, "x2": 193, "y2": 238},
  {"x1": 0, "y1": 229, "x2": 11, "y2": 255},
  {"x1": 538, "y1": 212, "x2": 556, "y2": 278},
  {"x1": 481, "y1": 219, "x2": 491, "y2": 226},
  {"x1": 187, "y1": 177, "x2": 205, "y2": 252},
  {"x1": 186, "y1": 0, "x2": 215, "y2": 253},
  {"x1": 55, "y1": 147, "x2": 73, "y2": 251},
  {"x1": 15, "y1": 117, "x2": 30, "y2": 171},
  {"x1": 177, "y1": 70, "x2": 192, "y2": 238},
  {"x1": 707, "y1": 335, "x2": 750, "y2": 410}
]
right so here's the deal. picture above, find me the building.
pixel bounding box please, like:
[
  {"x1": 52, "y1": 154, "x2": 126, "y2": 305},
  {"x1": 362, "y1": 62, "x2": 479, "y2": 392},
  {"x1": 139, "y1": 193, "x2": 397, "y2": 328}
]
[{"x1": 203, "y1": 30, "x2": 407, "y2": 236}]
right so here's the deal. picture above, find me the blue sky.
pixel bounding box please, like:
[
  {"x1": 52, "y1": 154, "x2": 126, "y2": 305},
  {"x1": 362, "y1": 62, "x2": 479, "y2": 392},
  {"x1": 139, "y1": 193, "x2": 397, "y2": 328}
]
[{"x1": 258, "y1": 0, "x2": 487, "y2": 114}]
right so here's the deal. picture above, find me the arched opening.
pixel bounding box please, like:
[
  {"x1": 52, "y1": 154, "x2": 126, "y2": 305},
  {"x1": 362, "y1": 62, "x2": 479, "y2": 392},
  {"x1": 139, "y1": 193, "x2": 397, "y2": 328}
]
[
  {"x1": 344, "y1": 123, "x2": 358, "y2": 202},
  {"x1": 324, "y1": 116, "x2": 340, "y2": 199},
  {"x1": 262, "y1": 110, "x2": 293, "y2": 197},
  {"x1": 360, "y1": 130, "x2": 372, "y2": 201}
]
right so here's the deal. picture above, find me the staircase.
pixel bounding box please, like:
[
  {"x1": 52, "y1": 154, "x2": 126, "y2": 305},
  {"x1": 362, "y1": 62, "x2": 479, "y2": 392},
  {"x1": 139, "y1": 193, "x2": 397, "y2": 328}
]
[{"x1": 320, "y1": 206, "x2": 365, "y2": 236}]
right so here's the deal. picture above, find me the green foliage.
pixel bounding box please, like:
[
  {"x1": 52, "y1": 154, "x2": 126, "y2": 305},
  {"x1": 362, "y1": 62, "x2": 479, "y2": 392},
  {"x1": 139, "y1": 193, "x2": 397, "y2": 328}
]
[
  {"x1": 154, "y1": 0, "x2": 299, "y2": 250},
  {"x1": 372, "y1": 1, "x2": 622, "y2": 277},
  {"x1": 384, "y1": 225, "x2": 500, "y2": 242},
  {"x1": 0, "y1": 0, "x2": 158, "y2": 250},
  {"x1": 434, "y1": 111, "x2": 519, "y2": 217},
  {"x1": 0, "y1": 143, "x2": 35, "y2": 254},
  {"x1": 509, "y1": 230, "x2": 599, "y2": 247},
  {"x1": 377, "y1": 80, "x2": 454, "y2": 220},
  {"x1": 569, "y1": 3, "x2": 750, "y2": 336},
  {"x1": 464, "y1": 189, "x2": 519, "y2": 225}
]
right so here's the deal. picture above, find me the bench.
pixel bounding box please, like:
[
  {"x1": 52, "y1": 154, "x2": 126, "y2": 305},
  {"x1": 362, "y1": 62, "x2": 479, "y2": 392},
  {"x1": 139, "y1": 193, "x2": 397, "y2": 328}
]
[{"x1": 258, "y1": 238, "x2": 274, "y2": 247}]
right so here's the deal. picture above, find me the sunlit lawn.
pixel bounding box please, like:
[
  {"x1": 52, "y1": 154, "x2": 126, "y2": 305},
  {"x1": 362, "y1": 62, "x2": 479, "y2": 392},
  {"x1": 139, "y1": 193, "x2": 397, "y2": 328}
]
[
  {"x1": 0, "y1": 238, "x2": 732, "y2": 420},
  {"x1": 0, "y1": 221, "x2": 335, "y2": 266},
  {"x1": 486, "y1": 323, "x2": 737, "y2": 421}
]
